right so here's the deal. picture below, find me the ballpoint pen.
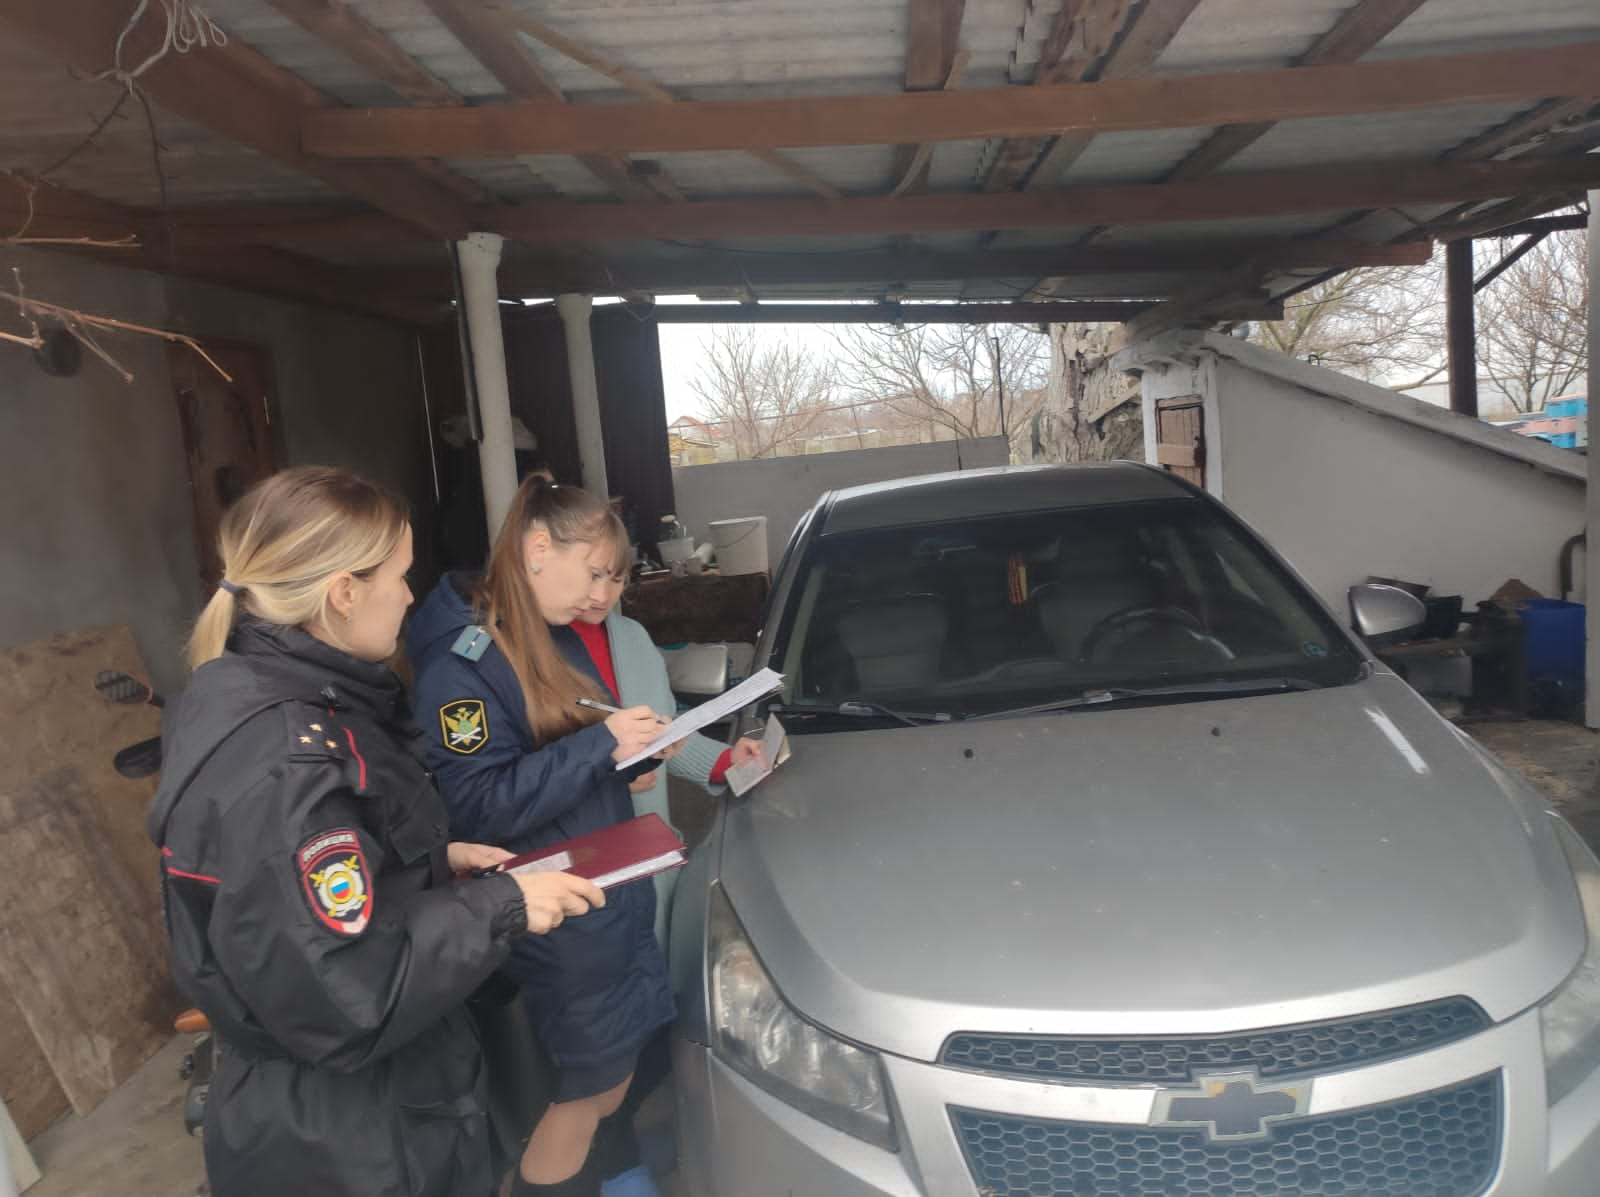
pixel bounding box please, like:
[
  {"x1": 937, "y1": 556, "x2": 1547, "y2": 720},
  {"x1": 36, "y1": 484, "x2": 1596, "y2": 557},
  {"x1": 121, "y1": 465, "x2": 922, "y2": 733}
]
[{"x1": 577, "y1": 696, "x2": 669, "y2": 725}]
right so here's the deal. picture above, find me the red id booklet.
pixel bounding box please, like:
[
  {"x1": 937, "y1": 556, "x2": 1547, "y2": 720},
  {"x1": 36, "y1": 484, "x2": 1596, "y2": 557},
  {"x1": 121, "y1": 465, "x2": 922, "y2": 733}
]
[{"x1": 501, "y1": 813, "x2": 687, "y2": 890}]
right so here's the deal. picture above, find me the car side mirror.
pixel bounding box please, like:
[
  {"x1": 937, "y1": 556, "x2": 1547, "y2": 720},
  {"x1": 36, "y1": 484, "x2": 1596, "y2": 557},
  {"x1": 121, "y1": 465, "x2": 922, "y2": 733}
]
[{"x1": 1348, "y1": 583, "x2": 1427, "y2": 647}]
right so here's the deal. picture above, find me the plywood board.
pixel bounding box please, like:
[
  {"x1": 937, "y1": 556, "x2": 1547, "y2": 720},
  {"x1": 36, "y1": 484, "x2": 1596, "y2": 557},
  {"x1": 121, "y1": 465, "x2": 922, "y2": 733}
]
[
  {"x1": 0, "y1": 627, "x2": 179, "y2": 1117},
  {"x1": 0, "y1": 767, "x2": 178, "y2": 1115},
  {"x1": 0, "y1": 983, "x2": 67, "y2": 1142}
]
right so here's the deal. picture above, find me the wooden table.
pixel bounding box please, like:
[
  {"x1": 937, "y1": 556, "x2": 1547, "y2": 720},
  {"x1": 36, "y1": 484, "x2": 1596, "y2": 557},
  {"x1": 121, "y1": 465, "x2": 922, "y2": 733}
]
[
  {"x1": 1375, "y1": 609, "x2": 1526, "y2": 716},
  {"x1": 621, "y1": 571, "x2": 771, "y2": 646}
]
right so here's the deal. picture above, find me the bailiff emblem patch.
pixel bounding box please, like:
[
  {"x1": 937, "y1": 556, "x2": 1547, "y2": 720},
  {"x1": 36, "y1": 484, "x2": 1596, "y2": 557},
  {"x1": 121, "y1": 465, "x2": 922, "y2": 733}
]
[
  {"x1": 298, "y1": 830, "x2": 372, "y2": 936},
  {"x1": 440, "y1": 698, "x2": 489, "y2": 755}
]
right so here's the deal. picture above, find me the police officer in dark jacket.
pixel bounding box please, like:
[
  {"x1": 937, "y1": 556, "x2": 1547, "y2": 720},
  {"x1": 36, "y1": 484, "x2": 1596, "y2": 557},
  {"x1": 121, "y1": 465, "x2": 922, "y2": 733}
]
[{"x1": 147, "y1": 467, "x2": 603, "y2": 1197}]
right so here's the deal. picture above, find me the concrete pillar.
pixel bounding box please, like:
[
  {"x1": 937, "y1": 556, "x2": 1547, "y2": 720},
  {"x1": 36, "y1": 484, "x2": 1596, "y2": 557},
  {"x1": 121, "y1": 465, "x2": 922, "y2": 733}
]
[
  {"x1": 455, "y1": 232, "x2": 518, "y2": 538},
  {"x1": 556, "y1": 292, "x2": 609, "y2": 497},
  {"x1": 1585, "y1": 195, "x2": 1599, "y2": 726}
]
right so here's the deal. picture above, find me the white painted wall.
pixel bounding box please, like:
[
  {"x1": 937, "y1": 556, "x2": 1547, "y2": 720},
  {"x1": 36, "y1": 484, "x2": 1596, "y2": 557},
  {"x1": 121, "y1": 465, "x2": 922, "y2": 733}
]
[
  {"x1": 670, "y1": 437, "x2": 1011, "y2": 570},
  {"x1": 1123, "y1": 332, "x2": 1585, "y2": 615}
]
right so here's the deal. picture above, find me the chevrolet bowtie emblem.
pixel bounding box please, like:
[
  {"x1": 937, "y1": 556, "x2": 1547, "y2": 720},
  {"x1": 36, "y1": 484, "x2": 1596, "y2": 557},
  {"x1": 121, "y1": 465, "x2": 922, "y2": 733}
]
[{"x1": 1151, "y1": 1070, "x2": 1311, "y2": 1142}]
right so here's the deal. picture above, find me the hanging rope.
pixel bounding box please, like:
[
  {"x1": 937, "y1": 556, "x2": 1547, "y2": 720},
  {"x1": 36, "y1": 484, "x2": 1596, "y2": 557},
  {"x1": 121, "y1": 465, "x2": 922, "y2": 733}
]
[{"x1": 95, "y1": 0, "x2": 227, "y2": 92}]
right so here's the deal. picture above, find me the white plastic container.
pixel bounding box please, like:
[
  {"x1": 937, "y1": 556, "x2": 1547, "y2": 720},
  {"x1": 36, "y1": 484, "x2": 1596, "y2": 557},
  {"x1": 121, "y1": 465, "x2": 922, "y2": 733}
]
[
  {"x1": 709, "y1": 516, "x2": 769, "y2": 576},
  {"x1": 658, "y1": 536, "x2": 696, "y2": 566}
]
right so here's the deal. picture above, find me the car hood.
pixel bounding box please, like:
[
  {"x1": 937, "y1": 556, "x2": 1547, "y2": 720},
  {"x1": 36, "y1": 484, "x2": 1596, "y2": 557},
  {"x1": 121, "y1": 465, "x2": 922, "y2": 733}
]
[{"x1": 717, "y1": 673, "x2": 1586, "y2": 1062}]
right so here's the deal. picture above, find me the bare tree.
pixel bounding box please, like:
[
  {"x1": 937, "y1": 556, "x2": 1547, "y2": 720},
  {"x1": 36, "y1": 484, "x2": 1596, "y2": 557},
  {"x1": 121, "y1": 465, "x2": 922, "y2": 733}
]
[
  {"x1": 1248, "y1": 220, "x2": 1588, "y2": 413},
  {"x1": 1475, "y1": 227, "x2": 1589, "y2": 412},
  {"x1": 831, "y1": 322, "x2": 1049, "y2": 455},
  {"x1": 1249, "y1": 265, "x2": 1447, "y2": 390},
  {"x1": 686, "y1": 325, "x2": 834, "y2": 459}
]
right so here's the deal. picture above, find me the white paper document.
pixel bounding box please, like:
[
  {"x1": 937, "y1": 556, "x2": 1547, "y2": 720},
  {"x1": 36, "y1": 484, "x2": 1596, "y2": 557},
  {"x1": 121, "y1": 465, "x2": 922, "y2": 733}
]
[{"x1": 614, "y1": 667, "x2": 785, "y2": 770}]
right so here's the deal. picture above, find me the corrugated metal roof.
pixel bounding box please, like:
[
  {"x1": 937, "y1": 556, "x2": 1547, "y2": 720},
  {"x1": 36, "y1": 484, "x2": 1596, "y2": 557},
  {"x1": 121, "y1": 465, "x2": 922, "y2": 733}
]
[{"x1": 1, "y1": 0, "x2": 1593, "y2": 309}]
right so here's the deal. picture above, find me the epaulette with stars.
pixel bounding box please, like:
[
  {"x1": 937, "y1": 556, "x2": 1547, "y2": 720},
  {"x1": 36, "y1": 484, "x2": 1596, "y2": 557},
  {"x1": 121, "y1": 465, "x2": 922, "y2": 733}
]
[{"x1": 284, "y1": 702, "x2": 345, "y2": 759}]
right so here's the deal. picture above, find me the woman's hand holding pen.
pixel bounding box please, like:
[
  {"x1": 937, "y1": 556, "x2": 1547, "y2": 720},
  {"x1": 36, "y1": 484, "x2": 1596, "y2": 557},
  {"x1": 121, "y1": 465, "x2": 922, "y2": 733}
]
[{"x1": 604, "y1": 705, "x2": 665, "y2": 763}]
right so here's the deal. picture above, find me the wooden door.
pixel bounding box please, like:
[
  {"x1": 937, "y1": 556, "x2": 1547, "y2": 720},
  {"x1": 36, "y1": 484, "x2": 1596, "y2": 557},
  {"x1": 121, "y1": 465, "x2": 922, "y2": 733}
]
[
  {"x1": 168, "y1": 342, "x2": 276, "y2": 587},
  {"x1": 1155, "y1": 395, "x2": 1206, "y2": 487}
]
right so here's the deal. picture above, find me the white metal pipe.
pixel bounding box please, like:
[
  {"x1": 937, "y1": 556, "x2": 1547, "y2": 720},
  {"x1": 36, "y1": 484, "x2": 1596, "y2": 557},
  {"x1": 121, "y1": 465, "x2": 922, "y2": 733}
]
[
  {"x1": 456, "y1": 232, "x2": 519, "y2": 538},
  {"x1": 1585, "y1": 193, "x2": 1598, "y2": 727},
  {"x1": 556, "y1": 292, "x2": 609, "y2": 497}
]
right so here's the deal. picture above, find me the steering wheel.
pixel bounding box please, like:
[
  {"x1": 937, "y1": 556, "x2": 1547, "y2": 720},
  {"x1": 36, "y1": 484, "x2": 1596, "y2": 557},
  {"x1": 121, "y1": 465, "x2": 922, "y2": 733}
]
[{"x1": 1079, "y1": 605, "x2": 1233, "y2": 664}]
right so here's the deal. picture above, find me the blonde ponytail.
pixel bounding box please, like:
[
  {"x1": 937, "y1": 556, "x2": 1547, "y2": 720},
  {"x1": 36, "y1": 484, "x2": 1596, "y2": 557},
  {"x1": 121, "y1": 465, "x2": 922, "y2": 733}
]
[{"x1": 186, "y1": 467, "x2": 408, "y2": 669}]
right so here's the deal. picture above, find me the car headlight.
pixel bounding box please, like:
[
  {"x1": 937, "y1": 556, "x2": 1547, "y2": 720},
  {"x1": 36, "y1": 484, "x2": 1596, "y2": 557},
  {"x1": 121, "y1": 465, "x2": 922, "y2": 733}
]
[
  {"x1": 1539, "y1": 816, "x2": 1600, "y2": 1106},
  {"x1": 707, "y1": 884, "x2": 897, "y2": 1150}
]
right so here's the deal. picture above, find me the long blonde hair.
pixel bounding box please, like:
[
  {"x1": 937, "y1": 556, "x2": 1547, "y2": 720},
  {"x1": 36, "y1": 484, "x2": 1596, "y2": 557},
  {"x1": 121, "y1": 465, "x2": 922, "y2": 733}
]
[
  {"x1": 477, "y1": 474, "x2": 628, "y2": 742},
  {"x1": 188, "y1": 467, "x2": 408, "y2": 668}
]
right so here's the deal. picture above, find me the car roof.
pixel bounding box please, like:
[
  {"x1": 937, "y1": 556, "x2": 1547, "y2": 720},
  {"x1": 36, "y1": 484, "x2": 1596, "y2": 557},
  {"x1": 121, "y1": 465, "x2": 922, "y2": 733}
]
[{"x1": 816, "y1": 462, "x2": 1197, "y2": 536}]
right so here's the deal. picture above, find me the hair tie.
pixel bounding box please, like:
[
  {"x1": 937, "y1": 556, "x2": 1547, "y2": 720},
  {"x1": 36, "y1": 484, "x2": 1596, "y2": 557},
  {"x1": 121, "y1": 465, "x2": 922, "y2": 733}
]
[{"x1": 218, "y1": 579, "x2": 243, "y2": 597}]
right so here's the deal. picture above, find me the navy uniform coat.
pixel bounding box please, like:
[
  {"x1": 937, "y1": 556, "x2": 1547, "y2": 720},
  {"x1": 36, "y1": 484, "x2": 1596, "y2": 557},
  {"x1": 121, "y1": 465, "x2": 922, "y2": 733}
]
[{"x1": 407, "y1": 575, "x2": 674, "y2": 1071}]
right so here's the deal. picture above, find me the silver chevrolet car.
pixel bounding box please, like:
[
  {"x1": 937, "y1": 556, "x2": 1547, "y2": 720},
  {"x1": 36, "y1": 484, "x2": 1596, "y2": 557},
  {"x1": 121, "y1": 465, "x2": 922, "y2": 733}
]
[{"x1": 667, "y1": 463, "x2": 1600, "y2": 1196}]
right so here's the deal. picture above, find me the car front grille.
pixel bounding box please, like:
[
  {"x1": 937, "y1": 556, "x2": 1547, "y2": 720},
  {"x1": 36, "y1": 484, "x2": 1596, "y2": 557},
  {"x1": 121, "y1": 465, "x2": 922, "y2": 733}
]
[
  {"x1": 940, "y1": 997, "x2": 1488, "y2": 1084},
  {"x1": 950, "y1": 1072, "x2": 1501, "y2": 1197}
]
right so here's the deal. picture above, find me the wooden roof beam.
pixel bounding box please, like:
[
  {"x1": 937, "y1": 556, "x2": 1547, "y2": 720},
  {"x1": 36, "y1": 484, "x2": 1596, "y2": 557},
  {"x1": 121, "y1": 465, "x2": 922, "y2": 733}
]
[
  {"x1": 0, "y1": 0, "x2": 471, "y2": 239},
  {"x1": 980, "y1": 0, "x2": 1135, "y2": 194},
  {"x1": 422, "y1": 0, "x2": 667, "y2": 204},
  {"x1": 1163, "y1": 0, "x2": 1429, "y2": 183},
  {"x1": 891, "y1": 0, "x2": 968, "y2": 193},
  {"x1": 648, "y1": 301, "x2": 1150, "y2": 324},
  {"x1": 480, "y1": 155, "x2": 1600, "y2": 244},
  {"x1": 353, "y1": 236, "x2": 1430, "y2": 299},
  {"x1": 1023, "y1": 0, "x2": 1204, "y2": 190},
  {"x1": 302, "y1": 40, "x2": 1600, "y2": 159},
  {"x1": 0, "y1": 175, "x2": 439, "y2": 324},
  {"x1": 488, "y1": 5, "x2": 840, "y2": 200}
]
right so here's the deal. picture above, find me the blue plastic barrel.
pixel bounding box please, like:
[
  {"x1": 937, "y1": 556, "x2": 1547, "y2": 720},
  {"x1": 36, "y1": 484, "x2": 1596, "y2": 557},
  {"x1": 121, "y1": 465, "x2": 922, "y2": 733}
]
[{"x1": 1520, "y1": 598, "x2": 1585, "y2": 682}]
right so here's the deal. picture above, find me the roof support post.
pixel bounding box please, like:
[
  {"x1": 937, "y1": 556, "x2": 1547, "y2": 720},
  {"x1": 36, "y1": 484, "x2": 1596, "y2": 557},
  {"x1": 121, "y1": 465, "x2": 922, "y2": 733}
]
[
  {"x1": 456, "y1": 232, "x2": 519, "y2": 537},
  {"x1": 1585, "y1": 193, "x2": 1599, "y2": 728},
  {"x1": 556, "y1": 293, "x2": 609, "y2": 499},
  {"x1": 1446, "y1": 238, "x2": 1478, "y2": 417}
]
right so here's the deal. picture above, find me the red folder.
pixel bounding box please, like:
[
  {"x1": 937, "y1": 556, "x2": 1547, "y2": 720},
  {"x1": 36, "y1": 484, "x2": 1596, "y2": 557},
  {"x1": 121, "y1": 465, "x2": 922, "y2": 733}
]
[{"x1": 501, "y1": 813, "x2": 686, "y2": 890}]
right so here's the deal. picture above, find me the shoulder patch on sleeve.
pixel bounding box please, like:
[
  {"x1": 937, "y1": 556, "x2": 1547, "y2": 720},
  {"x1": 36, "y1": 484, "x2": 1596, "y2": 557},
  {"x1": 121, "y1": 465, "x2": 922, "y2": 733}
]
[
  {"x1": 439, "y1": 698, "x2": 489, "y2": 755},
  {"x1": 450, "y1": 625, "x2": 493, "y2": 662},
  {"x1": 298, "y1": 830, "x2": 372, "y2": 936}
]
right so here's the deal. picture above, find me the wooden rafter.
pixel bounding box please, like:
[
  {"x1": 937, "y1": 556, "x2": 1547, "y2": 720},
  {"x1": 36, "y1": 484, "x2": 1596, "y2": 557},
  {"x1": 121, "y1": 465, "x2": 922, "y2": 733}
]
[
  {"x1": 1163, "y1": 0, "x2": 1429, "y2": 183},
  {"x1": 346, "y1": 236, "x2": 1431, "y2": 299},
  {"x1": 0, "y1": 174, "x2": 438, "y2": 324},
  {"x1": 477, "y1": 155, "x2": 1600, "y2": 244},
  {"x1": 422, "y1": 0, "x2": 666, "y2": 204},
  {"x1": 1024, "y1": 0, "x2": 1204, "y2": 191},
  {"x1": 0, "y1": 0, "x2": 471, "y2": 239},
  {"x1": 266, "y1": 0, "x2": 462, "y2": 106},
  {"x1": 301, "y1": 40, "x2": 1600, "y2": 160},
  {"x1": 981, "y1": 0, "x2": 1134, "y2": 194},
  {"x1": 891, "y1": 0, "x2": 968, "y2": 193},
  {"x1": 648, "y1": 301, "x2": 1154, "y2": 324},
  {"x1": 486, "y1": 5, "x2": 839, "y2": 200}
]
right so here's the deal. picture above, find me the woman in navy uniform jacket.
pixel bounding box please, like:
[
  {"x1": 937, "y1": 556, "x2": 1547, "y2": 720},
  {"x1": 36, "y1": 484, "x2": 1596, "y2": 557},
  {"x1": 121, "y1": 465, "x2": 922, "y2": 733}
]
[
  {"x1": 148, "y1": 467, "x2": 602, "y2": 1197},
  {"x1": 408, "y1": 475, "x2": 671, "y2": 1197}
]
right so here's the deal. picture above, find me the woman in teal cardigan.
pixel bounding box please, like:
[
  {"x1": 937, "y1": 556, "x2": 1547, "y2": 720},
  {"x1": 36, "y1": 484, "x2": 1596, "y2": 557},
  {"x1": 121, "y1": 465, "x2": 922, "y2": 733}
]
[{"x1": 568, "y1": 567, "x2": 761, "y2": 1197}]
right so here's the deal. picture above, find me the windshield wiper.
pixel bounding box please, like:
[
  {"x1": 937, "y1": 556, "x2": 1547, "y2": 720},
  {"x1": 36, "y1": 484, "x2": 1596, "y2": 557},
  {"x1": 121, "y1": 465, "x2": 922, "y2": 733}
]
[
  {"x1": 972, "y1": 677, "x2": 1325, "y2": 721},
  {"x1": 771, "y1": 699, "x2": 951, "y2": 726}
]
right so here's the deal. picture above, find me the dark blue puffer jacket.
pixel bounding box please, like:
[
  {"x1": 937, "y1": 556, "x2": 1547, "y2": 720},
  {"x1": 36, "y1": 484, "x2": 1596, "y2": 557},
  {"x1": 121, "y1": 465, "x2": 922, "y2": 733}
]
[{"x1": 407, "y1": 574, "x2": 674, "y2": 1070}]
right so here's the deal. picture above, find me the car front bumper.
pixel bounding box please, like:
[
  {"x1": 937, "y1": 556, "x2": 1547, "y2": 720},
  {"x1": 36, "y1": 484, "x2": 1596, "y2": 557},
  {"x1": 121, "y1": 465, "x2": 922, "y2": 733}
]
[{"x1": 675, "y1": 1008, "x2": 1600, "y2": 1196}]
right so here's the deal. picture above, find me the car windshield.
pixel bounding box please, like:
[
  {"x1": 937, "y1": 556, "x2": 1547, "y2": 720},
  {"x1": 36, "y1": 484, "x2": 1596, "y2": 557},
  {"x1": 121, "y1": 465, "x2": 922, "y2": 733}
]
[{"x1": 769, "y1": 496, "x2": 1364, "y2": 725}]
